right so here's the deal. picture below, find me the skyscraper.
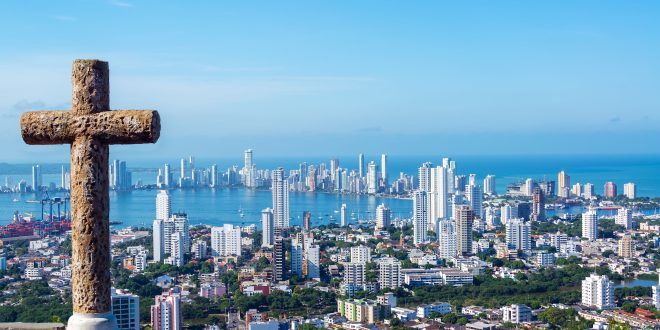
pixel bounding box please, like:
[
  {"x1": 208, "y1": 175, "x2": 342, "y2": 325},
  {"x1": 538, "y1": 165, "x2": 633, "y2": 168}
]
[
  {"x1": 437, "y1": 219, "x2": 457, "y2": 258},
  {"x1": 582, "y1": 208, "x2": 598, "y2": 241},
  {"x1": 505, "y1": 218, "x2": 531, "y2": 251},
  {"x1": 156, "y1": 190, "x2": 171, "y2": 221},
  {"x1": 151, "y1": 288, "x2": 182, "y2": 330},
  {"x1": 583, "y1": 183, "x2": 595, "y2": 199},
  {"x1": 307, "y1": 245, "x2": 320, "y2": 281},
  {"x1": 603, "y1": 181, "x2": 617, "y2": 198},
  {"x1": 430, "y1": 166, "x2": 449, "y2": 224},
  {"x1": 465, "y1": 184, "x2": 483, "y2": 219},
  {"x1": 168, "y1": 232, "x2": 184, "y2": 267},
  {"x1": 210, "y1": 164, "x2": 218, "y2": 188},
  {"x1": 358, "y1": 153, "x2": 365, "y2": 178},
  {"x1": 163, "y1": 163, "x2": 171, "y2": 188},
  {"x1": 340, "y1": 203, "x2": 349, "y2": 227},
  {"x1": 615, "y1": 208, "x2": 632, "y2": 230},
  {"x1": 375, "y1": 204, "x2": 391, "y2": 230},
  {"x1": 378, "y1": 257, "x2": 402, "y2": 289},
  {"x1": 623, "y1": 182, "x2": 637, "y2": 199},
  {"x1": 558, "y1": 170, "x2": 570, "y2": 192},
  {"x1": 261, "y1": 208, "x2": 274, "y2": 248},
  {"x1": 291, "y1": 236, "x2": 304, "y2": 277},
  {"x1": 273, "y1": 239, "x2": 287, "y2": 282},
  {"x1": 350, "y1": 245, "x2": 371, "y2": 264},
  {"x1": 153, "y1": 213, "x2": 190, "y2": 263},
  {"x1": 380, "y1": 154, "x2": 388, "y2": 187},
  {"x1": 271, "y1": 168, "x2": 290, "y2": 228},
  {"x1": 303, "y1": 211, "x2": 312, "y2": 231},
  {"x1": 413, "y1": 190, "x2": 428, "y2": 245},
  {"x1": 500, "y1": 203, "x2": 518, "y2": 225},
  {"x1": 455, "y1": 205, "x2": 474, "y2": 256},
  {"x1": 418, "y1": 162, "x2": 433, "y2": 192},
  {"x1": 581, "y1": 274, "x2": 615, "y2": 310},
  {"x1": 618, "y1": 235, "x2": 634, "y2": 258},
  {"x1": 367, "y1": 161, "x2": 378, "y2": 194},
  {"x1": 211, "y1": 224, "x2": 242, "y2": 257},
  {"x1": 483, "y1": 175, "x2": 496, "y2": 195},
  {"x1": 531, "y1": 189, "x2": 545, "y2": 221},
  {"x1": 31, "y1": 164, "x2": 42, "y2": 191}
]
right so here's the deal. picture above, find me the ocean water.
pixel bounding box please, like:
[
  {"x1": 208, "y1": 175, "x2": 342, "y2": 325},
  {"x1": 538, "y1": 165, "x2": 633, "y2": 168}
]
[{"x1": 1, "y1": 154, "x2": 659, "y2": 227}]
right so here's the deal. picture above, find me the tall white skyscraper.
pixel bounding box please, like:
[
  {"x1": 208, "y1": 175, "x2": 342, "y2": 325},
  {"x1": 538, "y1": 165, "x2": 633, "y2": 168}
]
[
  {"x1": 168, "y1": 232, "x2": 184, "y2": 267},
  {"x1": 379, "y1": 257, "x2": 402, "y2": 289},
  {"x1": 291, "y1": 235, "x2": 304, "y2": 277},
  {"x1": 375, "y1": 203, "x2": 391, "y2": 230},
  {"x1": 437, "y1": 219, "x2": 457, "y2": 258},
  {"x1": 583, "y1": 183, "x2": 595, "y2": 199},
  {"x1": 358, "y1": 153, "x2": 365, "y2": 178},
  {"x1": 380, "y1": 154, "x2": 388, "y2": 186},
  {"x1": 153, "y1": 213, "x2": 190, "y2": 263},
  {"x1": 468, "y1": 174, "x2": 477, "y2": 187},
  {"x1": 32, "y1": 164, "x2": 42, "y2": 191},
  {"x1": 156, "y1": 190, "x2": 171, "y2": 221},
  {"x1": 210, "y1": 164, "x2": 218, "y2": 188},
  {"x1": 581, "y1": 274, "x2": 615, "y2": 310},
  {"x1": 466, "y1": 184, "x2": 483, "y2": 219},
  {"x1": 261, "y1": 208, "x2": 274, "y2": 248},
  {"x1": 582, "y1": 208, "x2": 598, "y2": 241},
  {"x1": 413, "y1": 190, "x2": 429, "y2": 245},
  {"x1": 615, "y1": 208, "x2": 632, "y2": 230},
  {"x1": 340, "y1": 203, "x2": 348, "y2": 227},
  {"x1": 430, "y1": 166, "x2": 449, "y2": 224},
  {"x1": 163, "y1": 163, "x2": 171, "y2": 187},
  {"x1": 500, "y1": 203, "x2": 518, "y2": 225},
  {"x1": 483, "y1": 175, "x2": 496, "y2": 195},
  {"x1": 418, "y1": 162, "x2": 433, "y2": 192},
  {"x1": 151, "y1": 288, "x2": 182, "y2": 330},
  {"x1": 505, "y1": 218, "x2": 531, "y2": 251},
  {"x1": 367, "y1": 161, "x2": 378, "y2": 194},
  {"x1": 271, "y1": 168, "x2": 290, "y2": 228},
  {"x1": 180, "y1": 158, "x2": 186, "y2": 180},
  {"x1": 455, "y1": 205, "x2": 474, "y2": 256},
  {"x1": 211, "y1": 224, "x2": 242, "y2": 257},
  {"x1": 307, "y1": 245, "x2": 321, "y2": 281},
  {"x1": 623, "y1": 182, "x2": 637, "y2": 199}
]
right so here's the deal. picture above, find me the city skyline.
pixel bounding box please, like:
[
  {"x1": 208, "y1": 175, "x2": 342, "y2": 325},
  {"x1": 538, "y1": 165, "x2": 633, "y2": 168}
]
[{"x1": 2, "y1": 1, "x2": 660, "y2": 160}]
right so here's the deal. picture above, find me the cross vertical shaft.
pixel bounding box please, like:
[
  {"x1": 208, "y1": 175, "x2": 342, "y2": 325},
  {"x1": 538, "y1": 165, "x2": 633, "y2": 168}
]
[{"x1": 70, "y1": 60, "x2": 111, "y2": 314}]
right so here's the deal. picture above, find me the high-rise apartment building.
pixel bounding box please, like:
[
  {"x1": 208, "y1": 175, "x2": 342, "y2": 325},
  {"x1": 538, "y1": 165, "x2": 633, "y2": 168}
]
[
  {"x1": 350, "y1": 245, "x2": 371, "y2": 264},
  {"x1": 340, "y1": 203, "x2": 349, "y2": 227},
  {"x1": 271, "y1": 168, "x2": 290, "y2": 228},
  {"x1": 505, "y1": 218, "x2": 531, "y2": 251},
  {"x1": 455, "y1": 205, "x2": 474, "y2": 256},
  {"x1": 465, "y1": 184, "x2": 483, "y2": 219},
  {"x1": 483, "y1": 175, "x2": 496, "y2": 195},
  {"x1": 624, "y1": 182, "x2": 637, "y2": 199},
  {"x1": 582, "y1": 209, "x2": 598, "y2": 241},
  {"x1": 413, "y1": 190, "x2": 428, "y2": 245},
  {"x1": 156, "y1": 190, "x2": 171, "y2": 221},
  {"x1": 603, "y1": 182, "x2": 617, "y2": 198},
  {"x1": 211, "y1": 224, "x2": 242, "y2": 257},
  {"x1": 581, "y1": 274, "x2": 615, "y2": 310},
  {"x1": 153, "y1": 213, "x2": 189, "y2": 263},
  {"x1": 615, "y1": 208, "x2": 632, "y2": 230},
  {"x1": 437, "y1": 219, "x2": 457, "y2": 258},
  {"x1": 261, "y1": 208, "x2": 274, "y2": 248},
  {"x1": 378, "y1": 257, "x2": 402, "y2": 289},
  {"x1": 367, "y1": 161, "x2": 378, "y2": 194},
  {"x1": 618, "y1": 235, "x2": 634, "y2": 258},
  {"x1": 112, "y1": 288, "x2": 140, "y2": 330},
  {"x1": 375, "y1": 204, "x2": 391, "y2": 230},
  {"x1": 151, "y1": 288, "x2": 182, "y2": 330}
]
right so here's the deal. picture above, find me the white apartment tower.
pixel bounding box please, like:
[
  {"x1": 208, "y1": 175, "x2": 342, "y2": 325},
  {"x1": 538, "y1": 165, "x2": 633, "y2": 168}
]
[
  {"x1": 483, "y1": 175, "x2": 496, "y2": 195},
  {"x1": 582, "y1": 208, "x2": 598, "y2": 241},
  {"x1": 437, "y1": 219, "x2": 457, "y2": 258},
  {"x1": 624, "y1": 182, "x2": 637, "y2": 199},
  {"x1": 271, "y1": 167, "x2": 290, "y2": 228},
  {"x1": 505, "y1": 218, "x2": 531, "y2": 251},
  {"x1": 375, "y1": 203, "x2": 391, "y2": 230},
  {"x1": 350, "y1": 245, "x2": 371, "y2": 264},
  {"x1": 430, "y1": 166, "x2": 449, "y2": 225},
  {"x1": 615, "y1": 207, "x2": 632, "y2": 230},
  {"x1": 466, "y1": 184, "x2": 483, "y2": 219},
  {"x1": 367, "y1": 161, "x2": 378, "y2": 194},
  {"x1": 581, "y1": 274, "x2": 615, "y2": 310},
  {"x1": 413, "y1": 190, "x2": 429, "y2": 245},
  {"x1": 261, "y1": 208, "x2": 274, "y2": 248},
  {"x1": 156, "y1": 190, "x2": 171, "y2": 221},
  {"x1": 379, "y1": 257, "x2": 402, "y2": 289},
  {"x1": 340, "y1": 203, "x2": 349, "y2": 227},
  {"x1": 211, "y1": 224, "x2": 242, "y2": 257}
]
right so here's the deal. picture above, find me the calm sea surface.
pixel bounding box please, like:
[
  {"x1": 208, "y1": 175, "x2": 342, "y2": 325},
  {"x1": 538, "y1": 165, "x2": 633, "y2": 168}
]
[{"x1": 0, "y1": 154, "x2": 659, "y2": 227}]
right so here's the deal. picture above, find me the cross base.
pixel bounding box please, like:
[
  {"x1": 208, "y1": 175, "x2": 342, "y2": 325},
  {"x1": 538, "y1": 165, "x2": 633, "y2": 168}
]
[{"x1": 67, "y1": 312, "x2": 117, "y2": 330}]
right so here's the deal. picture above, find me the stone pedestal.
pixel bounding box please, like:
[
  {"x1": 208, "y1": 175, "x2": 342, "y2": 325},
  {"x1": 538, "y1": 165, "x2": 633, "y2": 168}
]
[{"x1": 66, "y1": 313, "x2": 117, "y2": 330}]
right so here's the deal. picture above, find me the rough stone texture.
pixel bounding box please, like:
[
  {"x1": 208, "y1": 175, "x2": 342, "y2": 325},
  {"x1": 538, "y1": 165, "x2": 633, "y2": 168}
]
[
  {"x1": 18, "y1": 59, "x2": 161, "y2": 315},
  {"x1": 0, "y1": 323, "x2": 65, "y2": 330}
]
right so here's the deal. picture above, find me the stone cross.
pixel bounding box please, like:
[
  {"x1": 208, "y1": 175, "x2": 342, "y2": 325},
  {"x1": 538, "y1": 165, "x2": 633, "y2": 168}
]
[{"x1": 20, "y1": 59, "x2": 160, "y2": 329}]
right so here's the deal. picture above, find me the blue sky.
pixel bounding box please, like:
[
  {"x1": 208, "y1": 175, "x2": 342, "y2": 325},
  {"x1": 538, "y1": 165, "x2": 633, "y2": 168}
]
[{"x1": 1, "y1": 1, "x2": 659, "y2": 162}]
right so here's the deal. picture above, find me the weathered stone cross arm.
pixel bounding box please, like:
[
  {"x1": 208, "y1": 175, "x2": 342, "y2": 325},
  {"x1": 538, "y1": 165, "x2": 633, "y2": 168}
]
[
  {"x1": 20, "y1": 109, "x2": 160, "y2": 145},
  {"x1": 18, "y1": 59, "x2": 161, "y2": 330}
]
